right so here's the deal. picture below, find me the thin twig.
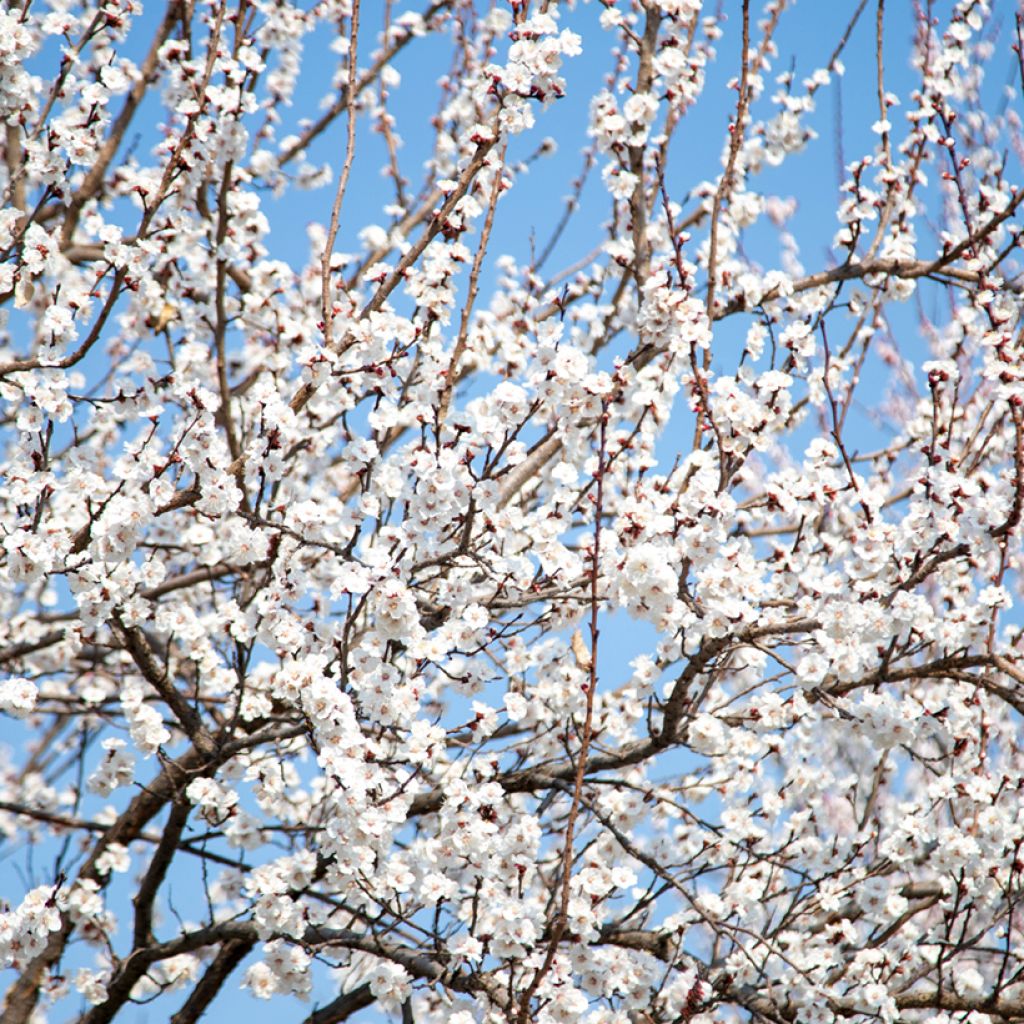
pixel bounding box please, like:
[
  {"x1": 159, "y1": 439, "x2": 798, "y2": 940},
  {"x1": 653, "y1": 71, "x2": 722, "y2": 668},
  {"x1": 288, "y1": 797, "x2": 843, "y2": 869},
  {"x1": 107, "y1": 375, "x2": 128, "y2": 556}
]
[{"x1": 321, "y1": 0, "x2": 362, "y2": 350}]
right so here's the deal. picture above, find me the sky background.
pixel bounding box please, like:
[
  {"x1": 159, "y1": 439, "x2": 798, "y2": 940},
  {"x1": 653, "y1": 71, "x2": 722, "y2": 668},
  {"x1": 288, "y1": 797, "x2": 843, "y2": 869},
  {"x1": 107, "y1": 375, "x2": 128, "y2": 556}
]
[{"x1": 4, "y1": 0, "x2": 1021, "y2": 1020}]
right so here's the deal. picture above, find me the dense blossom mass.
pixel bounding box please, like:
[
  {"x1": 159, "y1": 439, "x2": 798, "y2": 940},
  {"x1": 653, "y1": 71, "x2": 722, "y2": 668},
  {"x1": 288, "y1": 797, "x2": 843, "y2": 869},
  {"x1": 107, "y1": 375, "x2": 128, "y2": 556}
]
[{"x1": 2, "y1": 0, "x2": 1024, "y2": 1021}]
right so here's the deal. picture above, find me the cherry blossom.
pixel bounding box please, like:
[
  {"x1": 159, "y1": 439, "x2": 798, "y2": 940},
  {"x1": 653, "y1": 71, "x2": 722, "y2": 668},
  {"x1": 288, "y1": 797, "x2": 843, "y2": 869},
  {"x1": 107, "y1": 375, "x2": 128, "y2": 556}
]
[{"x1": 2, "y1": 0, "x2": 1024, "y2": 1022}]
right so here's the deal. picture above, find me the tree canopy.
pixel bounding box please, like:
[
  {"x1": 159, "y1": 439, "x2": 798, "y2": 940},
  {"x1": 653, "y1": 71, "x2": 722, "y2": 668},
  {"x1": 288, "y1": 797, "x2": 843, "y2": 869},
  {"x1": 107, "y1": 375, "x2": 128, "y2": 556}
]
[{"x1": 2, "y1": 1, "x2": 1024, "y2": 1022}]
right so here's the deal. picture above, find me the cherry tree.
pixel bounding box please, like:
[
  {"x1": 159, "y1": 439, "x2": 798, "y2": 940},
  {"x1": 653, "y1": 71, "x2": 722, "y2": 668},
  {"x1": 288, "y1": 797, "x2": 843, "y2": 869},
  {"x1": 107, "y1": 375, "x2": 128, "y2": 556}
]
[{"x1": 2, "y1": 0, "x2": 1024, "y2": 1021}]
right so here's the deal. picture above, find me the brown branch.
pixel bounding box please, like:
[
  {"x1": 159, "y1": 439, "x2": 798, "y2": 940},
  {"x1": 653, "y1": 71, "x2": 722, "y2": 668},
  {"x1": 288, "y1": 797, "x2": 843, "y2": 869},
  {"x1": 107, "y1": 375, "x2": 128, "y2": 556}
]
[
  {"x1": 132, "y1": 799, "x2": 191, "y2": 949},
  {"x1": 627, "y1": 7, "x2": 662, "y2": 292},
  {"x1": 516, "y1": 407, "x2": 607, "y2": 1022},
  {"x1": 704, "y1": 0, "x2": 751, "y2": 320},
  {"x1": 991, "y1": 402, "x2": 1024, "y2": 539},
  {"x1": 321, "y1": 0, "x2": 362, "y2": 350},
  {"x1": 302, "y1": 984, "x2": 375, "y2": 1024},
  {"x1": 0, "y1": 268, "x2": 127, "y2": 377},
  {"x1": 436, "y1": 141, "x2": 506, "y2": 431},
  {"x1": 0, "y1": 748, "x2": 207, "y2": 1024},
  {"x1": 109, "y1": 615, "x2": 219, "y2": 758},
  {"x1": 59, "y1": 0, "x2": 181, "y2": 246},
  {"x1": 272, "y1": 1, "x2": 454, "y2": 170},
  {"x1": 212, "y1": 163, "x2": 243, "y2": 471},
  {"x1": 168, "y1": 938, "x2": 255, "y2": 1024},
  {"x1": 77, "y1": 920, "x2": 506, "y2": 1023}
]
